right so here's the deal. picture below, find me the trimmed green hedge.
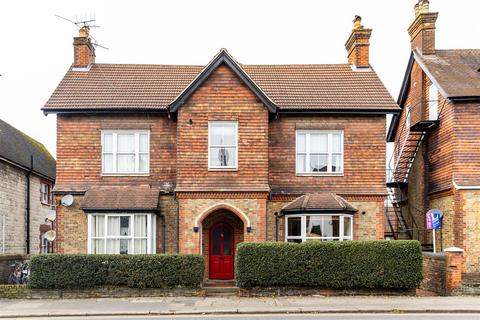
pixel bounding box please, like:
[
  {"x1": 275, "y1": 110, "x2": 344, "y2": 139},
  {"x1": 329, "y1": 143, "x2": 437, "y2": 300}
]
[
  {"x1": 236, "y1": 240, "x2": 422, "y2": 289},
  {"x1": 29, "y1": 254, "x2": 204, "y2": 289}
]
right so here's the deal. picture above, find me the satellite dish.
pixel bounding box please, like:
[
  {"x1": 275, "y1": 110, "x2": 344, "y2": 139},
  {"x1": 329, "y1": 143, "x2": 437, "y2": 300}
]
[
  {"x1": 61, "y1": 194, "x2": 74, "y2": 207},
  {"x1": 46, "y1": 210, "x2": 56, "y2": 222},
  {"x1": 45, "y1": 230, "x2": 56, "y2": 242}
]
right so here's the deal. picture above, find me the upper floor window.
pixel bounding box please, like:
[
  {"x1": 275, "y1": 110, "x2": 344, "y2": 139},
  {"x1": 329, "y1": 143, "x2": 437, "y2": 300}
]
[
  {"x1": 208, "y1": 121, "x2": 238, "y2": 169},
  {"x1": 40, "y1": 182, "x2": 51, "y2": 205},
  {"x1": 102, "y1": 131, "x2": 149, "y2": 175},
  {"x1": 296, "y1": 131, "x2": 343, "y2": 174},
  {"x1": 405, "y1": 106, "x2": 411, "y2": 131},
  {"x1": 429, "y1": 84, "x2": 438, "y2": 120}
]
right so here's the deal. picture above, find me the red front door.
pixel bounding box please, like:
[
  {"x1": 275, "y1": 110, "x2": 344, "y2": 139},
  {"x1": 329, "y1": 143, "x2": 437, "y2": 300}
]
[{"x1": 209, "y1": 222, "x2": 234, "y2": 280}]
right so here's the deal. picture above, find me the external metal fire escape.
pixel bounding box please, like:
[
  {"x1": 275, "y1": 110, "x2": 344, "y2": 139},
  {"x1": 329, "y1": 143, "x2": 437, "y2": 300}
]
[{"x1": 385, "y1": 100, "x2": 443, "y2": 241}]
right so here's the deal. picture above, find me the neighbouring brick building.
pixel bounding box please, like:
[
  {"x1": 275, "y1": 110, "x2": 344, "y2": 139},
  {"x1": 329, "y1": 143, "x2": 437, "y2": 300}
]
[
  {"x1": 0, "y1": 119, "x2": 56, "y2": 254},
  {"x1": 43, "y1": 16, "x2": 398, "y2": 280},
  {"x1": 387, "y1": 0, "x2": 480, "y2": 279}
]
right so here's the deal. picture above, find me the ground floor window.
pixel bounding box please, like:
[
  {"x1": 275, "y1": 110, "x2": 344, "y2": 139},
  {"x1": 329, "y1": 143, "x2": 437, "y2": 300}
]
[
  {"x1": 285, "y1": 214, "x2": 352, "y2": 242},
  {"x1": 88, "y1": 213, "x2": 156, "y2": 254}
]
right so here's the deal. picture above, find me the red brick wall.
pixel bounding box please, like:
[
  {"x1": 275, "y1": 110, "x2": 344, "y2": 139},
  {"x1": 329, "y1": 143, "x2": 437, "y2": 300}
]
[
  {"x1": 56, "y1": 113, "x2": 176, "y2": 191},
  {"x1": 176, "y1": 64, "x2": 269, "y2": 190},
  {"x1": 269, "y1": 114, "x2": 386, "y2": 194}
]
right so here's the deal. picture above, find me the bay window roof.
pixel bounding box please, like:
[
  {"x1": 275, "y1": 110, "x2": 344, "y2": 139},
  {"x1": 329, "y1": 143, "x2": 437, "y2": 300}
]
[
  {"x1": 80, "y1": 185, "x2": 160, "y2": 212},
  {"x1": 281, "y1": 192, "x2": 357, "y2": 215}
]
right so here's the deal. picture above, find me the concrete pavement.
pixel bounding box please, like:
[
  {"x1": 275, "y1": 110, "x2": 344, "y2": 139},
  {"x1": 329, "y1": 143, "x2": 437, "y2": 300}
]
[{"x1": 0, "y1": 296, "x2": 480, "y2": 318}]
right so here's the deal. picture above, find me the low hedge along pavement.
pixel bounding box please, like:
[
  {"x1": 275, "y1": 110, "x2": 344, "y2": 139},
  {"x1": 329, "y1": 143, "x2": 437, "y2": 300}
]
[
  {"x1": 236, "y1": 240, "x2": 423, "y2": 289},
  {"x1": 29, "y1": 254, "x2": 204, "y2": 289}
]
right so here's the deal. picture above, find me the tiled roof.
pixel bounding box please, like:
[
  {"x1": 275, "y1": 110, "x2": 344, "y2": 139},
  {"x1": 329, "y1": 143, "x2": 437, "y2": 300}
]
[
  {"x1": 416, "y1": 49, "x2": 480, "y2": 98},
  {"x1": 80, "y1": 185, "x2": 160, "y2": 211},
  {"x1": 281, "y1": 192, "x2": 357, "y2": 213},
  {"x1": 0, "y1": 118, "x2": 55, "y2": 179},
  {"x1": 43, "y1": 55, "x2": 398, "y2": 112}
]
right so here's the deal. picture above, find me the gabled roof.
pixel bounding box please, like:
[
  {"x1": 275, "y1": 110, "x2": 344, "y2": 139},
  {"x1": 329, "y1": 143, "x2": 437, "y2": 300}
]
[
  {"x1": 281, "y1": 192, "x2": 357, "y2": 214},
  {"x1": 0, "y1": 118, "x2": 55, "y2": 180},
  {"x1": 43, "y1": 49, "x2": 398, "y2": 114},
  {"x1": 169, "y1": 49, "x2": 277, "y2": 113},
  {"x1": 387, "y1": 49, "x2": 480, "y2": 142}
]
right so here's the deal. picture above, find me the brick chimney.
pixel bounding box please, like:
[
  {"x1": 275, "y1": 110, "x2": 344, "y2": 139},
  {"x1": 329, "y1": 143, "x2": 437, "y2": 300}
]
[
  {"x1": 408, "y1": 0, "x2": 438, "y2": 55},
  {"x1": 345, "y1": 16, "x2": 372, "y2": 69},
  {"x1": 73, "y1": 26, "x2": 95, "y2": 68}
]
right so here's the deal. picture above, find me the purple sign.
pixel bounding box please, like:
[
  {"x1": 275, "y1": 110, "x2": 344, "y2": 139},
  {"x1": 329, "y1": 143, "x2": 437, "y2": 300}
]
[{"x1": 426, "y1": 209, "x2": 443, "y2": 230}]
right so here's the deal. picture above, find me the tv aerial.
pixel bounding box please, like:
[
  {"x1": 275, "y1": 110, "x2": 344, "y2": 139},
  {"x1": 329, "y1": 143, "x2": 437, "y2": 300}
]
[{"x1": 54, "y1": 14, "x2": 109, "y2": 50}]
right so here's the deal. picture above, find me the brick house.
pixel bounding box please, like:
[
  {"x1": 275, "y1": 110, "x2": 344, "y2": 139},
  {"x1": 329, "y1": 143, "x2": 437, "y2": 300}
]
[
  {"x1": 0, "y1": 119, "x2": 56, "y2": 254},
  {"x1": 387, "y1": 0, "x2": 480, "y2": 278},
  {"x1": 43, "y1": 17, "x2": 398, "y2": 280}
]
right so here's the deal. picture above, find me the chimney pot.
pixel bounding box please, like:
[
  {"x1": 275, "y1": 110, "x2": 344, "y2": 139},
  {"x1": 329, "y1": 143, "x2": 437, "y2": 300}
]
[
  {"x1": 345, "y1": 15, "x2": 372, "y2": 69},
  {"x1": 408, "y1": 0, "x2": 438, "y2": 55},
  {"x1": 73, "y1": 27, "x2": 95, "y2": 68}
]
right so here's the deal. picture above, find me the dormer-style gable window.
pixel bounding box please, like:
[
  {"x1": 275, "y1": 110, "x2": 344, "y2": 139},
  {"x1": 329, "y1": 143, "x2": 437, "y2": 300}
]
[
  {"x1": 208, "y1": 121, "x2": 238, "y2": 170},
  {"x1": 101, "y1": 131, "x2": 149, "y2": 175}
]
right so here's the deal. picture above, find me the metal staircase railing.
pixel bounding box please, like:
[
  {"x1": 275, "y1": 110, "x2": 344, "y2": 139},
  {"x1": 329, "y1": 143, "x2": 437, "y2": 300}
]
[{"x1": 385, "y1": 99, "x2": 444, "y2": 240}]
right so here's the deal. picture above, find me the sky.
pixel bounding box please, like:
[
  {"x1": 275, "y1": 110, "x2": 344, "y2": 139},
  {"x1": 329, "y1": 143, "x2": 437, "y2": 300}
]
[{"x1": 0, "y1": 0, "x2": 479, "y2": 157}]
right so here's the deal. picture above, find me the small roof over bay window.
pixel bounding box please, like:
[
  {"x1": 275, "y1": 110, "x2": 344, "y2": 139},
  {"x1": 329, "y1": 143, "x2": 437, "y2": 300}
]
[
  {"x1": 281, "y1": 192, "x2": 357, "y2": 215},
  {"x1": 80, "y1": 185, "x2": 160, "y2": 212}
]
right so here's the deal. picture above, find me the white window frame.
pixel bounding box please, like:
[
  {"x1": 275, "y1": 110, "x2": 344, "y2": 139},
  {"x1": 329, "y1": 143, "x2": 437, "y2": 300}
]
[
  {"x1": 296, "y1": 130, "x2": 344, "y2": 175},
  {"x1": 208, "y1": 121, "x2": 238, "y2": 170},
  {"x1": 405, "y1": 106, "x2": 411, "y2": 131},
  {"x1": 285, "y1": 214, "x2": 353, "y2": 242},
  {"x1": 87, "y1": 213, "x2": 156, "y2": 254},
  {"x1": 101, "y1": 130, "x2": 150, "y2": 175},
  {"x1": 429, "y1": 84, "x2": 438, "y2": 121},
  {"x1": 40, "y1": 182, "x2": 51, "y2": 205}
]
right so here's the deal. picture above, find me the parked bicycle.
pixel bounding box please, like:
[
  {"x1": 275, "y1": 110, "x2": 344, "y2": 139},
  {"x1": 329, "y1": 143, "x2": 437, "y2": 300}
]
[{"x1": 7, "y1": 261, "x2": 29, "y2": 285}]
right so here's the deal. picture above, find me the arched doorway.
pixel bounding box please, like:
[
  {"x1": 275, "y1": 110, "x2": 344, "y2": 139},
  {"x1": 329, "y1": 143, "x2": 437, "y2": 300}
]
[{"x1": 202, "y1": 209, "x2": 244, "y2": 280}]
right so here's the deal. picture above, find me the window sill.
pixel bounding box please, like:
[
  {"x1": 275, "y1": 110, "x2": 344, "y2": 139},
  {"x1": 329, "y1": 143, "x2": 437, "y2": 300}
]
[
  {"x1": 208, "y1": 168, "x2": 238, "y2": 172},
  {"x1": 101, "y1": 173, "x2": 151, "y2": 177},
  {"x1": 41, "y1": 202, "x2": 52, "y2": 206},
  {"x1": 296, "y1": 172, "x2": 344, "y2": 177}
]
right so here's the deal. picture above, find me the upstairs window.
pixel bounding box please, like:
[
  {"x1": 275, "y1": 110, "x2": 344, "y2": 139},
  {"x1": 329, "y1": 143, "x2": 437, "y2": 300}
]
[
  {"x1": 208, "y1": 121, "x2": 238, "y2": 169},
  {"x1": 40, "y1": 182, "x2": 51, "y2": 205},
  {"x1": 102, "y1": 131, "x2": 149, "y2": 175},
  {"x1": 406, "y1": 106, "x2": 411, "y2": 131},
  {"x1": 296, "y1": 131, "x2": 343, "y2": 174},
  {"x1": 429, "y1": 84, "x2": 438, "y2": 120}
]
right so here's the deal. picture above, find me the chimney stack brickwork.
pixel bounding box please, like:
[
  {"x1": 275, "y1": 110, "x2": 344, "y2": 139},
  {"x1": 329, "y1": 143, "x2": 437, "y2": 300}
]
[
  {"x1": 73, "y1": 26, "x2": 95, "y2": 68},
  {"x1": 408, "y1": 0, "x2": 438, "y2": 55},
  {"x1": 345, "y1": 16, "x2": 372, "y2": 69}
]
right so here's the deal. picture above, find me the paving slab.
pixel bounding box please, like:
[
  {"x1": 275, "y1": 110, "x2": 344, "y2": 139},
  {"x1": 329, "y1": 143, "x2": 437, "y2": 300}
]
[{"x1": 0, "y1": 296, "x2": 479, "y2": 318}]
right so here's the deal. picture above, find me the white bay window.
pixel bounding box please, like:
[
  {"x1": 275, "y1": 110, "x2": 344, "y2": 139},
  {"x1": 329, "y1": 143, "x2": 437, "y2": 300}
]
[
  {"x1": 285, "y1": 214, "x2": 352, "y2": 242},
  {"x1": 208, "y1": 121, "x2": 238, "y2": 169},
  {"x1": 102, "y1": 131, "x2": 149, "y2": 174},
  {"x1": 296, "y1": 131, "x2": 343, "y2": 174},
  {"x1": 88, "y1": 213, "x2": 156, "y2": 254}
]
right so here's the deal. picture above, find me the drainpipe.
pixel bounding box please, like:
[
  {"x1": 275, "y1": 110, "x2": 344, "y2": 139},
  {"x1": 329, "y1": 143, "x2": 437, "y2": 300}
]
[
  {"x1": 174, "y1": 191, "x2": 179, "y2": 253},
  {"x1": 274, "y1": 212, "x2": 279, "y2": 241},
  {"x1": 2, "y1": 214, "x2": 5, "y2": 253},
  {"x1": 25, "y1": 156, "x2": 33, "y2": 254},
  {"x1": 162, "y1": 214, "x2": 166, "y2": 254}
]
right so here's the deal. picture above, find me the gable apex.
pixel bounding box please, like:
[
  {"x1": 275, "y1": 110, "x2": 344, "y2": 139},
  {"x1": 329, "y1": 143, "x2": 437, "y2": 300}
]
[{"x1": 168, "y1": 49, "x2": 278, "y2": 113}]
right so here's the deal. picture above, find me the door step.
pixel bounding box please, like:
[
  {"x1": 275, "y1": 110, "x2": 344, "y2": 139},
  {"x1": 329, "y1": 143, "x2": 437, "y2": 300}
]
[{"x1": 202, "y1": 280, "x2": 239, "y2": 296}]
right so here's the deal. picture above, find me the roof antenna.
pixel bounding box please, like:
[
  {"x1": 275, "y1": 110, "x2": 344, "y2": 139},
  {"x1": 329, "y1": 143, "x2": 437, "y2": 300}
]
[{"x1": 54, "y1": 13, "x2": 109, "y2": 50}]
